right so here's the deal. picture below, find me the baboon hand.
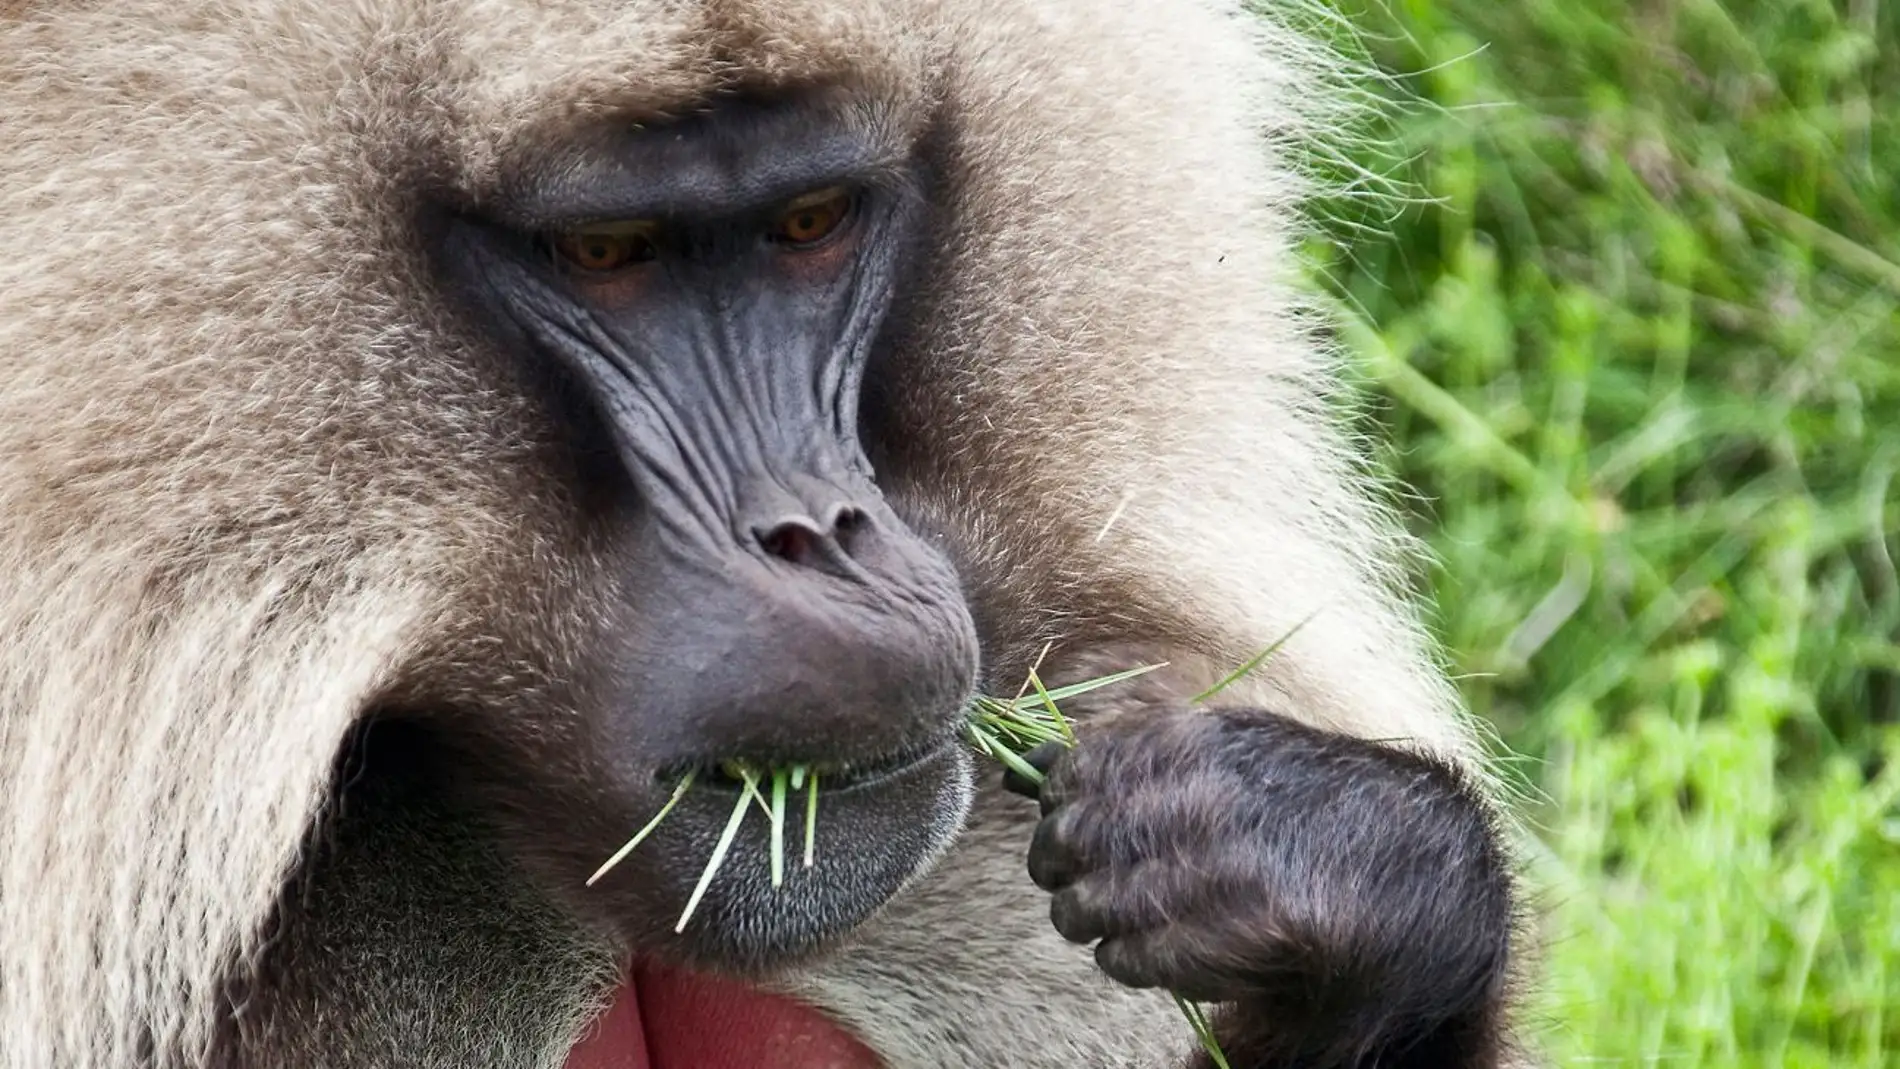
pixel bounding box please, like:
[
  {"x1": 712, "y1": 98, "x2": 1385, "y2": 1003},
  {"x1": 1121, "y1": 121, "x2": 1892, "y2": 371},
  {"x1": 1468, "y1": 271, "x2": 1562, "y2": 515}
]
[{"x1": 1005, "y1": 704, "x2": 1515, "y2": 1069}]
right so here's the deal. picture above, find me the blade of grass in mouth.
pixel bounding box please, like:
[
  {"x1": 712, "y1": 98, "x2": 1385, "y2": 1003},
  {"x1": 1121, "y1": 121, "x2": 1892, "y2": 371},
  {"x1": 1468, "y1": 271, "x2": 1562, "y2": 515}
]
[
  {"x1": 675, "y1": 768, "x2": 757, "y2": 932},
  {"x1": 770, "y1": 768, "x2": 789, "y2": 888},
  {"x1": 586, "y1": 769, "x2": 697, "y2": 887}
]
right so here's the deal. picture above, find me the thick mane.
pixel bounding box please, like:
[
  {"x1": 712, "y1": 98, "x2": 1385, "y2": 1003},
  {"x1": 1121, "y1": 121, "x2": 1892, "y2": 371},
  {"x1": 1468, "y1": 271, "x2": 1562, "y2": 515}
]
[{"x1": 0, "y1": 2, "x2": 1481, "y2": 1066}]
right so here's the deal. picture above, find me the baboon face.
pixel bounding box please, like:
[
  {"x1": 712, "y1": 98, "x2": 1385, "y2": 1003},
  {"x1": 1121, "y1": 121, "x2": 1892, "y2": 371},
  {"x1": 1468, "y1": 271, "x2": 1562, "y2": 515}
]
[{"x1": 424, "y1": 90, "x2": 982, "y2": 968}]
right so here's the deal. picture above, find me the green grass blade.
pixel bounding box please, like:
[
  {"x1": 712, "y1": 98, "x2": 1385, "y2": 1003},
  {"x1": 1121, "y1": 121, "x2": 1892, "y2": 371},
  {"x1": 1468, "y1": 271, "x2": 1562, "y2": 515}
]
[
  {"x1": 586, "y1": 769, "x2": 697, "y2": 887},
  {"x1": 1192, "y1": 615, "x2": 1315, "y2": 704},
  {"x1": 676, "y1": 775, "x2": 754, "y2": 933},
  {"x1": 741, "y1": 769, "x2": 773, "y2": 820},
  {"x1": 1174, "y1": 995, "x2": 1231, "y2": 1069},
  {"x1": 770, "y1": 768, "x2": 789, "y2": 888},
  {"x1": 1025, "y1": 668, "x2": 1076, "y2": 745},
  {"x1": 1021, "y1": 663, "x2": 1167, "y2": 704}
]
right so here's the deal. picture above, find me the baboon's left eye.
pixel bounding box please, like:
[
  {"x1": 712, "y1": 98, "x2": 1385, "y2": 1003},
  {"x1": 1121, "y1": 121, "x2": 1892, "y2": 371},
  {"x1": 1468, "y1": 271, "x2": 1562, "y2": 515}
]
[{"x1": 770, "y1": 187, "x2": 855, "y2": 248}]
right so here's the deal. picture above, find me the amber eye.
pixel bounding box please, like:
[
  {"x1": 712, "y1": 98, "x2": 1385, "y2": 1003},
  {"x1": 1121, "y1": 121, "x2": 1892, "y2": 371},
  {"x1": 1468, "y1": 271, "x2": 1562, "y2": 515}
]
[
  {"x1": 551, "y1": 224, "x2": 659, "y2": 272},
  {"x1": 771, "y1": 187, "x2": 854, "y2": 247}
]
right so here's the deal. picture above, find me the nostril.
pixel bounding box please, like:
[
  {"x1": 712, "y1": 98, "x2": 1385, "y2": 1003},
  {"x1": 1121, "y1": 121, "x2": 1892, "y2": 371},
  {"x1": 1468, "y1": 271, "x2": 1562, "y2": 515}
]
[
  {"x1": 754, "y1": 507, "x2": 874, "y2": 571},
  {"x1": 829, "y1": 506, "x2": 870, "y2": 557},
  {"x1": 757, "y1": 520, "x2": 822, "y2": 566}
]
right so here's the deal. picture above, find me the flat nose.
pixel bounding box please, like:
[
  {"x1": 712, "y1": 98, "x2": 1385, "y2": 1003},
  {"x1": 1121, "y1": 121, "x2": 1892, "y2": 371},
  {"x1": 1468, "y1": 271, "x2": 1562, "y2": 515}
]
[{"x1": 616, "y1": 483, "x2": 982, "y2": 777}]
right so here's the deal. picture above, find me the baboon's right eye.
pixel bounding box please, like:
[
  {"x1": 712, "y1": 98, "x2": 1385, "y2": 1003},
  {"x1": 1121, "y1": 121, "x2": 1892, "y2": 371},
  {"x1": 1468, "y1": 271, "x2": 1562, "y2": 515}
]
[{"x1": 551, "y1": 224, "x2": 660, "y2": 272}]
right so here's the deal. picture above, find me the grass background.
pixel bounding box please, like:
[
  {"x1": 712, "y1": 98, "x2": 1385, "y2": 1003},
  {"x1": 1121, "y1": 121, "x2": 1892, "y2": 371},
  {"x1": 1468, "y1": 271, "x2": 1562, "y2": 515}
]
[{"x1": 1300, "y1": 0, "x2": 1900, "y2": 1064}]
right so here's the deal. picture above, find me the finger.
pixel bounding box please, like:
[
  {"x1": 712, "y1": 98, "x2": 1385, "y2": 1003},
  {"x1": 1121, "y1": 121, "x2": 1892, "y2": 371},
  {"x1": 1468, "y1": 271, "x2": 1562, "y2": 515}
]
[
  {"x1": 1026, "y1": 803, "x2": 1092, "y2": 891},
  {"x1": 1049, "y1": 861, "x2": 1204, "y2": 945},
  {"x1": 1093, "y1": 923, "x2": 1254, "y2": 1003},
  {"x1": 1000, "y1": 741, "x2": 1068, "y2": 806}
]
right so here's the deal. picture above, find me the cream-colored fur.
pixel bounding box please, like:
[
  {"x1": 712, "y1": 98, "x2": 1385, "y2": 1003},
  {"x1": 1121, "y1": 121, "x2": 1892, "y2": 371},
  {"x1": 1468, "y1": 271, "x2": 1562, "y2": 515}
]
[{"x1": 0, "y1": 1, "x2": 1488, "y2": 1065}]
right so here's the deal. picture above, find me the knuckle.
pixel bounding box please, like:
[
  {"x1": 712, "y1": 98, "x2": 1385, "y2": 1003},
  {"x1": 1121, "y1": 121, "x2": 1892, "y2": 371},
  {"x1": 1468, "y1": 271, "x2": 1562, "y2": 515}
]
[
  {"x1": 1048, "y1": 886, "x2": 1100, "y2": 944},
  {"x1": 1093, "y1": 935, "x2": 1161, "y2": 990},
  {"x1": 1040, "y1": 748, "x2": 1094, "y2": 805},
  {"x1": 1026, "y1": 805, "x2": 1090, "y2": 891}
]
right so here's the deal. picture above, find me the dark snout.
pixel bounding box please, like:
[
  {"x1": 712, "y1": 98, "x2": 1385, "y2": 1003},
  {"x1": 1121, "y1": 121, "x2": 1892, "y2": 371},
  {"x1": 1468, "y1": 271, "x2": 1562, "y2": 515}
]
[
  {"x1": 458, "y1": 207, "x2": 988, "y2": 957},
  {"x1": 615, "y1": 469, "x2": 980, "y2": 783},
  {"x1": 580, "y1": 468, "x2": 981, "y2": 963}
]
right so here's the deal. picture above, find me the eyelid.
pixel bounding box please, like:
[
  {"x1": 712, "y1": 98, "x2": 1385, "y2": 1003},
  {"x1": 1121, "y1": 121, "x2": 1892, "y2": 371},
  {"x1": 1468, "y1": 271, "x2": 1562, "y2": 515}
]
[
  {"x1": 780, "y1": 185, "x2": 853, "y2": 213},
  {"x1": 570, "y1": 219, "x2": 663, "y2": 237}
]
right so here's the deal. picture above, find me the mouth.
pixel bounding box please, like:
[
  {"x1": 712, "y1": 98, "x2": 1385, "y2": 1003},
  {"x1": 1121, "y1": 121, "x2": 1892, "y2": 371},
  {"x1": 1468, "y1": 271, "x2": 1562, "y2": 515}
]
[
  {"x1": 670, "y1": 730, "x2": 959, "y2": 796},
  {"x1": 563, "y1": 962, "x2": 884, "y2": 1069},
  {"x1": 575, "y1": 728, "x2": 973, "y2": 1004},
  {"x1": 562, "y1": 737, "x2": 965, "y2": 1068}
]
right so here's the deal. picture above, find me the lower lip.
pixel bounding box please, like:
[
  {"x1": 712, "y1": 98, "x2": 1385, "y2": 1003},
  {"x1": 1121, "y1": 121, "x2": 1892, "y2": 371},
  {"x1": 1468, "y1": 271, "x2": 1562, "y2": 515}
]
[{"x1": 562, "y1": 962, "x2": 886, "y2": 1069}]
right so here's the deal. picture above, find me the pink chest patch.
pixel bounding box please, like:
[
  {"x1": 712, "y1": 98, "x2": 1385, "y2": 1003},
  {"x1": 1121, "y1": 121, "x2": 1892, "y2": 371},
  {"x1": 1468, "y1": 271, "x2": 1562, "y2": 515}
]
[{"x1": 563, "y1": 963, "x2": 885, "y2": 1069}]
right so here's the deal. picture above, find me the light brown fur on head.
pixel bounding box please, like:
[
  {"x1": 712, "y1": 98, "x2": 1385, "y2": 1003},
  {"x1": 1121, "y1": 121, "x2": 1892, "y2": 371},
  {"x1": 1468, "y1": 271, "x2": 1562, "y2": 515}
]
[{"x1": 0, "y1": 2, "x2": 1495, "y2": 1066}]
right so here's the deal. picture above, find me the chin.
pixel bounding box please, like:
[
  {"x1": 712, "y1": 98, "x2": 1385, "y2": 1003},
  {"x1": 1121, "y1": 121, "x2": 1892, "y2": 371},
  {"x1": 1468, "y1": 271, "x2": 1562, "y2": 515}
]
[
  {"x1": 640, "y1": 739, "x2": 975, "y2": 968},
  {"x1": 559, "y1": 743, "x2": 972, "y2": 1069}
]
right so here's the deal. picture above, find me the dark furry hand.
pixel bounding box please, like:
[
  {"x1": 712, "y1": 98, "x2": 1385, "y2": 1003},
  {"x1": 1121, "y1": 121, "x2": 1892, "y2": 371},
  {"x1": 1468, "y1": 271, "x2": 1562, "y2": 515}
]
[{"x1": 1005, "y1": 705, "x2": 1515, "y2": 1069}]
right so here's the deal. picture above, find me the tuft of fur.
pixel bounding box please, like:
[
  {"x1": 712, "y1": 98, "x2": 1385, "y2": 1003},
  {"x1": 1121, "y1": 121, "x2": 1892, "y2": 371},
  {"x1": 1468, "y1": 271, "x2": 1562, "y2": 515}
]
[{"x1": 0, "y1": 1, "x2": 1520, "y2": 1067}]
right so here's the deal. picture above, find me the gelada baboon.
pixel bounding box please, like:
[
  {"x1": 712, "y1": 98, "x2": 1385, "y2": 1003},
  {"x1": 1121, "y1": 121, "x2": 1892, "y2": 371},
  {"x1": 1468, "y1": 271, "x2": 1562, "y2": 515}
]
[{"x1": 0, "y1": 1, "x2": 1523, "y2": 1066}]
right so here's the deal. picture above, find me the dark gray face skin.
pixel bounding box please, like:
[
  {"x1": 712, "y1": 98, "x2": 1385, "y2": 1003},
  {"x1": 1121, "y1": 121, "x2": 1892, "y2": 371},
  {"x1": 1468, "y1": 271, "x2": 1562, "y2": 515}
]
[{"x1": 437, "y1": 96, "x2": 982, "y2": 972}]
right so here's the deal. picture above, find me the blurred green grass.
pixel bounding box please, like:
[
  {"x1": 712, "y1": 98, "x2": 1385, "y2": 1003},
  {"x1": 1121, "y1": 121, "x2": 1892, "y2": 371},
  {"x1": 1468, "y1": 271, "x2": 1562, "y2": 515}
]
[{"x1": 1303, "y1": 0, "x2": 1900, "y2": 1063}]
